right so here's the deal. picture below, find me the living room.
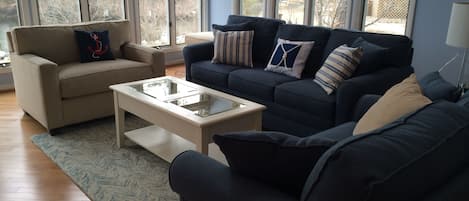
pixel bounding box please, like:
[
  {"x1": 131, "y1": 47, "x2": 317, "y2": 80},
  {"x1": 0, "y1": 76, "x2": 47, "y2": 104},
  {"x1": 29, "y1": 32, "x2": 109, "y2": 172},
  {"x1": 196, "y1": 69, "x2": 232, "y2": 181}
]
[{"x1": 0, "y1": 0, "x2": 468, "y2": 201}]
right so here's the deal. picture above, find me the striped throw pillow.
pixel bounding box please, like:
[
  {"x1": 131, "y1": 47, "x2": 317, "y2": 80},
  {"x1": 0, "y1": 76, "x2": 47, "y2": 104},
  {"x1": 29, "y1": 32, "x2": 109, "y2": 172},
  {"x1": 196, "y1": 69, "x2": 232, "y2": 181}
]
[
  {"x1": 212, "y1": 30, "x2": 254, "y2": 67},
  {"x1": 314, "y1": 45, "x2": 363, "y2": 95}
]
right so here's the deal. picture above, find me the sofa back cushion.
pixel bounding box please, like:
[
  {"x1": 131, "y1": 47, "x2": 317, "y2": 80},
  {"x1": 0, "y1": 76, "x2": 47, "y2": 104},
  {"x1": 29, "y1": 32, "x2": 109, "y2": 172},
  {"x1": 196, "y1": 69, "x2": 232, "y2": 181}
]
[
  {"x1": 323, "y1": 29, "x2": 413, "y2": 71},
  {"x1": 227, "y1": 15, "x2": 285, "y2": 67},
  {"x1": 274, "y1": 24, "x2": 331, "y2": 77},
  {"x1": 12, "y1": 20, "x2": 130, "y2": 65},
  {"x1": 301, "y1": 101, "x2": 469, "y2": 201}
]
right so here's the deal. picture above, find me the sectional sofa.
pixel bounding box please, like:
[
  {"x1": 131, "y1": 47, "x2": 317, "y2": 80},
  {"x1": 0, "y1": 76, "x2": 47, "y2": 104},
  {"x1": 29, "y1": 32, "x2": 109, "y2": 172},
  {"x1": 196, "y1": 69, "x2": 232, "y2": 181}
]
[
  {"x1": 183, "y1": 15, "x2": 414, "y2": 136},
  {"x1": 169, "y1": 92, "x2": 469, "y2": 201}
]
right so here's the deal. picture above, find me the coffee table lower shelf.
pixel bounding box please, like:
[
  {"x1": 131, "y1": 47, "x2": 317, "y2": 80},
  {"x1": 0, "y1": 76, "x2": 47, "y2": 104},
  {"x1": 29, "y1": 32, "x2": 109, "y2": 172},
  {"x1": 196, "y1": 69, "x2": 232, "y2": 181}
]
[{"x1": 124, "y1": 125, "x2": 228, "y2": 164}]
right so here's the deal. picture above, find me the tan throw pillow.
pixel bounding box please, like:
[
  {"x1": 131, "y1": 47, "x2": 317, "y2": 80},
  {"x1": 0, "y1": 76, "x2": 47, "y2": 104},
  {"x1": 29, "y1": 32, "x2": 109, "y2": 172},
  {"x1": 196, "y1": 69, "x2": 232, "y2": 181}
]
[{"x1": 353, "y1": 74, "x2": 432, "y2": 135}]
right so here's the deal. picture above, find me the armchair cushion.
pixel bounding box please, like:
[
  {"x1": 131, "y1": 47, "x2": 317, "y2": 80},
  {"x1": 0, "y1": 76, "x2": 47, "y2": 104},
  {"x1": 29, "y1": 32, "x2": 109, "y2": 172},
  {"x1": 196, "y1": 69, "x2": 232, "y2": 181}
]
[
  {"x1": 59, "y1": 59, "x2": 152, "y2": 98},
  {"x1": 74, "y1": 30, "x2": 115, "y2": 63},
  {"x1": 213, "y1": 131, "x2": 336, "y2": 197}
]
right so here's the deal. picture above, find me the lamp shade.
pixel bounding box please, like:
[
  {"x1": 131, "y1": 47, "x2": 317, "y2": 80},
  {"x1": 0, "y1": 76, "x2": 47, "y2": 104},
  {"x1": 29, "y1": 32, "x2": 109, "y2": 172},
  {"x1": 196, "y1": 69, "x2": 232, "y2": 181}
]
[{"x1": 446, "y1": 2, "x2": 469, "y2": 48}]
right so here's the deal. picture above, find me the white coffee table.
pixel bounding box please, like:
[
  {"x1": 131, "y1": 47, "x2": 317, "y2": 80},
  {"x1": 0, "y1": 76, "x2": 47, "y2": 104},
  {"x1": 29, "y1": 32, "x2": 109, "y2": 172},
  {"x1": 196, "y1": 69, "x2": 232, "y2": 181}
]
[{"x1": 110, "y1": 76, "x2": 265, "y2": 162}]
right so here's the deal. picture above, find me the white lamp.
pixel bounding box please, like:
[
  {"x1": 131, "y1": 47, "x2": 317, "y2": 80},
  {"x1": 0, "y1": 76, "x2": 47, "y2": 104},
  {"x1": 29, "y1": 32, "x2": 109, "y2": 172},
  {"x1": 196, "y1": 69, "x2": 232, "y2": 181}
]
[{"x1": 446, "y1": 2, "x2": 469, "y2": 92}]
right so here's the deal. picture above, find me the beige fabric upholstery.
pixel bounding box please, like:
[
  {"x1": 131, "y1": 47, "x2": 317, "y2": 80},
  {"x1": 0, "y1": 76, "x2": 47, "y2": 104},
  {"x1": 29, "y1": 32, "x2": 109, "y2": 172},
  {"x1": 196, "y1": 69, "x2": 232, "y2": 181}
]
[
  {"x1": 10, "y1": 20, "x2": 165, "y2": 131},
  {"x1": 59, "y1": 59, "x2": 152, "y2": 98},
  {"x1": 185, "y1": 32, "x2": 214, "y2": 45}
]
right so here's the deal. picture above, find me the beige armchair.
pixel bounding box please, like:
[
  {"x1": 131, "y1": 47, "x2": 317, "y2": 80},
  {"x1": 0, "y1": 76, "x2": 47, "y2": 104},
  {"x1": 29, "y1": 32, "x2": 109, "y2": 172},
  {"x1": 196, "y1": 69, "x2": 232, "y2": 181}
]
[{"x1": 10, "y1": 20, "x2": 165, "y2": 132}]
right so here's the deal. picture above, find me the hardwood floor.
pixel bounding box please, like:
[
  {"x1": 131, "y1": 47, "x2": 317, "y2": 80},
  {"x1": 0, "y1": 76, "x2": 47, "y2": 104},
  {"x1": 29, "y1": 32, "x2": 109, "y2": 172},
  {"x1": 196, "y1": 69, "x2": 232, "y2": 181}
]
[{"x1": 0, "y1": 65, "x2": 185, "y2": 201}]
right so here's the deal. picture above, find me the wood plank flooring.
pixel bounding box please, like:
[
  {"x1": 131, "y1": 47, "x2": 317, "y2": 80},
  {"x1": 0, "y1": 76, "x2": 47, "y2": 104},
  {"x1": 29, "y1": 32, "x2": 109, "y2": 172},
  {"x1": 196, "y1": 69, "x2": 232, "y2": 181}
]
[{"x1": 0, "y1": 65, "x2": 185, "y2": 201}]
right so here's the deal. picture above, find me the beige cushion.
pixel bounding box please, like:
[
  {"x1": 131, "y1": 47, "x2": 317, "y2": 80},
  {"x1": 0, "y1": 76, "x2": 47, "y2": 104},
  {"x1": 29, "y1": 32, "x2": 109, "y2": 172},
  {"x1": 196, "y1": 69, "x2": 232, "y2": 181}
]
[
  {"x1": 12, "y1": 20, "x2": 130, "y2": 65},
  {"x1": 185, "y1": 32, "x2": 214, "y2": 45},
  {"x1": 353, "y1": 74, "x2": 432, "y2": 135},
  {"x1": 59, "y1": 59, "x2": 153, "y2": 98}
]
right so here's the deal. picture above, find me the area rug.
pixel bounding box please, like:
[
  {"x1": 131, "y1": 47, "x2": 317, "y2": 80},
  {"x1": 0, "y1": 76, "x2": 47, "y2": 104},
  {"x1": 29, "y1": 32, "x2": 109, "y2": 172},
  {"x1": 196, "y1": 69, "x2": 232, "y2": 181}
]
[{"x1": 31, "y1": 115, "x2": 179, "y2": 201}]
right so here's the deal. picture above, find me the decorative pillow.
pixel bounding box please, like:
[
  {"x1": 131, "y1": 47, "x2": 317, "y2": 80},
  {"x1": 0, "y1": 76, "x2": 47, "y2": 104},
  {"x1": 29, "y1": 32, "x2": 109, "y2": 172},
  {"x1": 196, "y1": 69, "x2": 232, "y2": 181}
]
[
  {"x1": 314, "y1": 45, "x2": 363, "y2": 94},
  {"x1": 213, "y1": 131, "x2": 336, "y2": 197},
  {"x1": 350, "y1": 37, "x2": 388, "y2": 75},
  {"x1": 353, "y1": 74, "x2": 432, "y2": 135},
  {"x1": 212, "y1": 22, "x2": 255, "y2": 32},
  {"x1": 264, "y1": 38, "x2": 314, "y2": 78},
  {"x1": 212, "y1": 30, "x2": 254, "y2": 67},
  {"x1": 74, "y1": 30, "x2": 114, "y2": 63},
  {"x1": 418, "y1": 71, "x2": 461, "y2": 102}
]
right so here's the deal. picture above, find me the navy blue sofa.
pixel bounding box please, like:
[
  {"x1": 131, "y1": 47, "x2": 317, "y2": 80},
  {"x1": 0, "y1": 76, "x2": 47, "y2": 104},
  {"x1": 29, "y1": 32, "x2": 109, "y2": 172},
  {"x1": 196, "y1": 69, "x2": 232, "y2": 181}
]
[
  {"x1": 169, "y1": 93, "x2": 469, "y2": 201},
  {"x1": 183, "y1": 15, "x2": 414, "y2": 136}
]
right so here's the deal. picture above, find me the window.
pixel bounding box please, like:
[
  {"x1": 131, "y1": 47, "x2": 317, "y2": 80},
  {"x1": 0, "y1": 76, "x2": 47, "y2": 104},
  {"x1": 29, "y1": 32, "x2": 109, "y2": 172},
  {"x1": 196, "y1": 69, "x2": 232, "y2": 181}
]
[
  {"x1": 139, "y1": 0, "x2": 170, "y2": 46},
  {"x1": 313, "y1": 0, "x2": 349, "y2": 28},
  {"x1": 88, "y1": 0, "x2": 125, "y2": 21},
  {"x1": 241, "y1": 0, "x2": 265, "y2": 17},
  {"x1": 38, "y1": 0, "x2": 81, "y2": 24},
  {"x1": 0, "y1": 0, "x2": 19, "y2": 66},
  {"x1": 277, "y1": 0, "x2": 305, "y2": 24},
  {"x1": 175, "y1": 0, "x2": 201, "y2": 44},
  {"x1": 363, "y1": 0, "x2": 410, "y2": 35}
]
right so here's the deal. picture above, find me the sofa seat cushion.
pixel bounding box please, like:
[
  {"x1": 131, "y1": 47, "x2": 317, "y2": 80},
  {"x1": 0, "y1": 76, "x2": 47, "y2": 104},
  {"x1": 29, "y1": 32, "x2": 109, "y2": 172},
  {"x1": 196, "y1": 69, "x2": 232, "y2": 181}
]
[
  {"x1": 275, "y1": 79, "x2": 336, "y2": 120},
  {"x1": 59, "y1": 59, "x2": 152, "y2": 98},
  {"x1": 191, "y1": 60, "x2": 243, "y2": 88},
  {"x1": 228, "y1": 68, "x2": 297, "y2": 101}
]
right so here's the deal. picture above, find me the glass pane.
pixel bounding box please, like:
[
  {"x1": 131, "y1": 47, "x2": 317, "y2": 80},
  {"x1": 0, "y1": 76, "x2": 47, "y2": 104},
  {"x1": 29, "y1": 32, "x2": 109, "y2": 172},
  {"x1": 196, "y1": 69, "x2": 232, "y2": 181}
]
[
  {"x1": 363, "y1": 0, "x2": 409, "y2": 35},
  {"x1": 89, "y1": 0, "x2": 125, "y2": 21},
  {"x1": 139, "y1": 0, "x2": 170, "y2": 46},
  {"x1": 131, "y1": 79, "x2": 196, "y2": 100},
  {"x1": 277, "y1": 0, "x2": 305, "y2": 24},
  {"x1": 38, "y1": 0, "x2": 81, "y2": 24},
  {"x1": 175, "y1": 0, "x2": 201, "y2": 44},
  {"x1": 0, "y1": 0, "x2": 18, "y2": 66},
  {"x1": 168, "y1": 93, "x2": 243, "y2": 117},
  {"x1": 313, "y1": 0, "x2": 348, "y2": 28},
  {"x1": 241, "y1": 0, "x2": 265, "y2": 17}
]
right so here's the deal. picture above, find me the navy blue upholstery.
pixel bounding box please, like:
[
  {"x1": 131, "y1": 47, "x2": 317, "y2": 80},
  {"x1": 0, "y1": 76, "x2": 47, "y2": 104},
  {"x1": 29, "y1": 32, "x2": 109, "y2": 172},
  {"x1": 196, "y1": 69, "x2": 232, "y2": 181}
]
[
  {"x1": 184, "y1": 15, "x2": 414, "y2": 135},
  {"x1": 302, "y1": 101, "x2": 469, "y2": 201},
  {"x1": 227, "y1": 15, "x2": 285, "y2": 66},
  {"x1": 191, "y1": 60, "x2": 242, "y2": 88},
  {"x1": 274, "y1": 79, "x2": 336, "y2": 120},
  {"x1": 183, "y1": 42, "x2": 214, "y2": 80},
  {"x1": 274, "y1": 24, "x2": 331, "y2": 77},
  {"x1": 228, "y1": 68, "x2": 296, "y2": 101},
  {"x1": 169, "y1": 151, "x2": 297, "y2": 201},
  {"x1": 169, "y1": 101, "x2": 469, "y2": 201},
  {"x1": 323, "y1": 29, "x2": 413, "y2": 67},
  {"x1": 418, "y1": 71, "x2": 460, "y2": 102}
]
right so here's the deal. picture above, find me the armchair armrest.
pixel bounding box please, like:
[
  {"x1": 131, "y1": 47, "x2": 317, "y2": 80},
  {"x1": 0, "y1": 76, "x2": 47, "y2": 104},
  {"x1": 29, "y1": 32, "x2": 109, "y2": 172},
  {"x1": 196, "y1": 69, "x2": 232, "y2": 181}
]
[
  {"x1": 335, "y1": 66, "x2": 413, "y2": 124},
  {"x1": 11, "y1": 53, "x2": 62, "y2": 129},
  {"x1": 122, "y1": 43, "x2": 165, "y2": 77},
  {"x1": 352, "y1": 95, "x2": 381, "y2": 122},
  {"x1": 182, "y1": 42, "x2": 214, "y2": 80},
  {"x1": 169, "y1": 151, "x2": 297, "y2": 201}
]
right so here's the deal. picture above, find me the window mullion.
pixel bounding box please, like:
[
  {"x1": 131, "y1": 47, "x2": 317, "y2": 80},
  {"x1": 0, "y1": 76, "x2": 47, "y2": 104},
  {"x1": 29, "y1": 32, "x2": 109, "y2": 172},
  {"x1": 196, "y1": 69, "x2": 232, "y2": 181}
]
[
  {"x1": 80, "y1": 0, "x2": 91, "y2": 22},
  {"x1": 201, "y1": 0, "x2": 209, "y2": 31},
  {"x1": 232, "y1": 0, "x2": 240, "y2": 15},
  {"x1": 125, "y1": 0, "x2": 140, "y2": 43},
  {"x1": 169, "y1": 0, "x2": 176, "y2": 47},
  {"x1": 405, "y1": 0, "x2": 416, "y2": 37},
  {"x1": 304, "y1": 0, "x2": 313, "y2": 25}
]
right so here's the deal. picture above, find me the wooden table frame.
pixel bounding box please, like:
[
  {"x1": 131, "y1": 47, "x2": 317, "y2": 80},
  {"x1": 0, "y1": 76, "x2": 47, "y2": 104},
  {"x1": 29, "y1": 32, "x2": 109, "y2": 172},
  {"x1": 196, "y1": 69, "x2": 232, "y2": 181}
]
[{"x1": 110, "y1": 76, "x2": 265, "y2": 162}]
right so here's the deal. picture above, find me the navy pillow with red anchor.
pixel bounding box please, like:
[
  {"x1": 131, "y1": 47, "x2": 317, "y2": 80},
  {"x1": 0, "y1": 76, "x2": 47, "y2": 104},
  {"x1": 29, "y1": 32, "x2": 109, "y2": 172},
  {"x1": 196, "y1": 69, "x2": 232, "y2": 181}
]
[{"x1": 74, "y1": 30, "x2": 115, "y2": 63}]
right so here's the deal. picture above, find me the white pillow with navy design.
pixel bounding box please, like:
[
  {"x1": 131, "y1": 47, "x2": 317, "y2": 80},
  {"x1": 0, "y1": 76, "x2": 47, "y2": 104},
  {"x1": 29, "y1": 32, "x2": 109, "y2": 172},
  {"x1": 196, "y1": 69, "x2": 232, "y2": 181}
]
[{"x1": 264, "y1": 38, "x2": 314, "y2": 78}]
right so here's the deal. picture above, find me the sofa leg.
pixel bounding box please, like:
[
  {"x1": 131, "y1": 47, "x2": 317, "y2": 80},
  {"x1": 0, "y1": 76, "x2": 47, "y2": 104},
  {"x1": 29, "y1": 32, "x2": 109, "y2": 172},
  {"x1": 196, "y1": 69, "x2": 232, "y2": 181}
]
[{"x1": 48, "y1": 128, "x2": 60, "y2": 136}]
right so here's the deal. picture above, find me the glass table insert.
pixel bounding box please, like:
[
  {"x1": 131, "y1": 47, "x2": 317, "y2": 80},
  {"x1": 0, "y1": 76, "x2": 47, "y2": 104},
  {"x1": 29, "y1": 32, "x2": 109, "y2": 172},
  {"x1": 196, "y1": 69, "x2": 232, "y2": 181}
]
[
  {"x1": 168, "y1": 93, "x2": 245, "y2": 117},
  {"x1": 130, "y1": 78, "x2": 196, "y2": 100}
]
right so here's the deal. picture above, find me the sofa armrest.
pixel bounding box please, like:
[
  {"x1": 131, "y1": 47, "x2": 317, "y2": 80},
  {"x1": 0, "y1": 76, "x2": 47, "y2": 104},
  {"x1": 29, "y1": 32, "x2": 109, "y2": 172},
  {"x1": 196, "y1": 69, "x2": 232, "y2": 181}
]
[
  {"x1": 352, "y1": 95, "x2": 381, "y2": 122},
  {"x1": 182, "y1": 42, "x2": 214, "y2": 80},
  {"x1": 11, "y1": 53, "x2": 62, "y2": 130},
  {"x1": 169, "y1": 151, "x2": 297, "y2": 201},
  {"x1": 335, "y1": 66, "x2": 413, "y2": 124},
  {"x1": 122, "y1": 43, "x2": 165, "y2": 77}
]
